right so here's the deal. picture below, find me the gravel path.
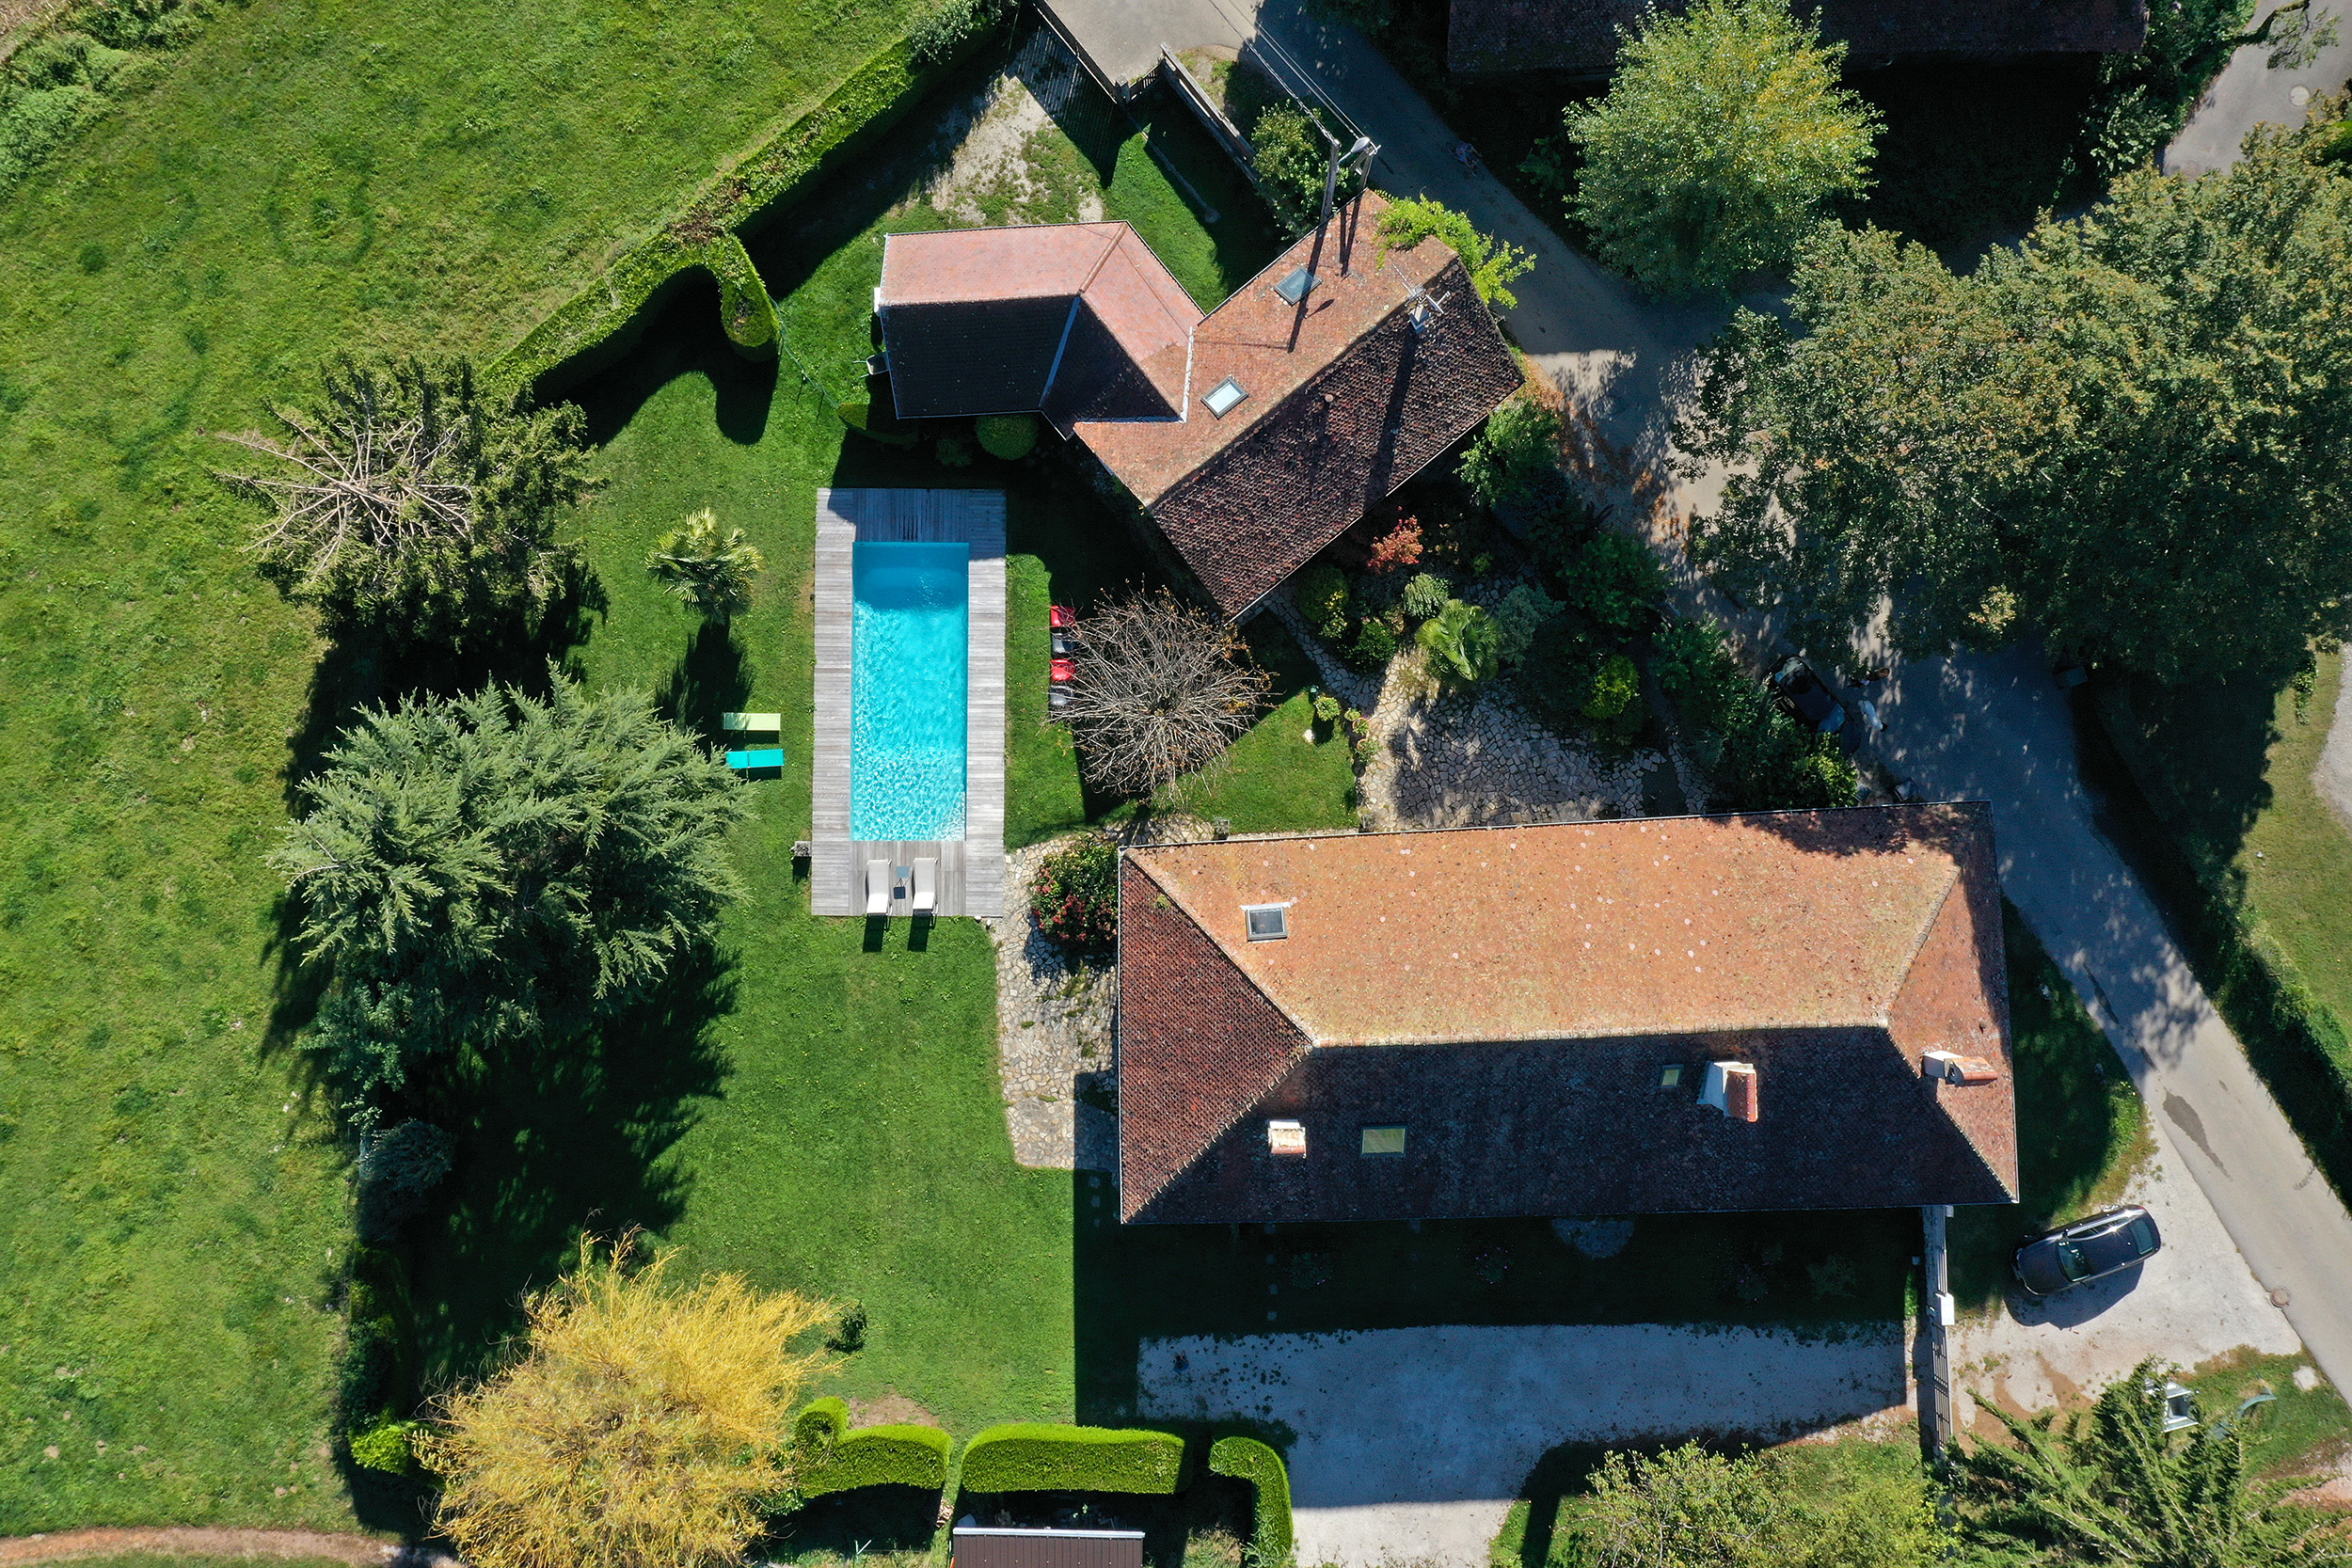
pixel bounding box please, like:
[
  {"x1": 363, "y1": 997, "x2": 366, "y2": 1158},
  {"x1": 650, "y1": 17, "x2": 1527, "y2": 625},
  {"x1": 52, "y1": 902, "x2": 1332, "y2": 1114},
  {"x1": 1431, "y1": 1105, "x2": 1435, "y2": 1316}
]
[
  {"x1": 1140, "y1": 1323, "x2": 1910, "y2": 1568},
  {"x1": 0, "y1": 1528, "x2": 453, "y2": 1568},
  {"x1": 987, "y1": 839, "x2": 1118, "y2": 1171}
]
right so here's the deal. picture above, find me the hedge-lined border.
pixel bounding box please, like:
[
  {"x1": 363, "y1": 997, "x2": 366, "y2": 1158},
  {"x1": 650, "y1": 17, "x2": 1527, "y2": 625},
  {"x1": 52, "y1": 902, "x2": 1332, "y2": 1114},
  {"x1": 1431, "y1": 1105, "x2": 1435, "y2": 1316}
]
[
  {"x1": 958, "y1": 1424, "x2": 1188, "y2": 1495},
  {"x1": 792, "y1": 1396, "x2": 954, "y2": 1497},
  {"x1": 485, "y1": 22, "x2": 997, "y2": 405},
  {"x1": 1208, "y1": 1435, "x2": 1292, "y2": 1564}
]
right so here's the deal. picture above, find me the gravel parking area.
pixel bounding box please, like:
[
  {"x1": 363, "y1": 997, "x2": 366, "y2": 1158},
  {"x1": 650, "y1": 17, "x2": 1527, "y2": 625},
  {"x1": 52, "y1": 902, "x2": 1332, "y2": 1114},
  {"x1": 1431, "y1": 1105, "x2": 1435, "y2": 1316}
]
[{"x1": 1139, "y1": 1323, "x2": 1909, "y2": 1568}]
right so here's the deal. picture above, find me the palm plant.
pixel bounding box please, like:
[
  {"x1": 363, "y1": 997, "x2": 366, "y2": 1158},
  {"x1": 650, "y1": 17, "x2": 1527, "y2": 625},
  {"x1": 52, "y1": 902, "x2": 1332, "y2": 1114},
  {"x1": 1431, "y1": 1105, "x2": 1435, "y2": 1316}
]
[
  {"x1": 646, "y1": 509, "x2": 765, "y2": 624},
  {"x1": 1953, "y1": 1357, "x2": 2350, "y2": 1565}
]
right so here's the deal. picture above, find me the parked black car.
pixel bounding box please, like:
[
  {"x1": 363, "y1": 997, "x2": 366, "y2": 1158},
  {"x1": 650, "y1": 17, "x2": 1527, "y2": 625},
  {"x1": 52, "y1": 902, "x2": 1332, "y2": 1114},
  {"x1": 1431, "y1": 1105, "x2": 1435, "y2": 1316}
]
[
  {"x1": 1767, "y1": 657, "x2": 1846, "y2": 735},
  {"x1": 2013, "y1": 1206, "x2": 2163, "y2": 1298}
]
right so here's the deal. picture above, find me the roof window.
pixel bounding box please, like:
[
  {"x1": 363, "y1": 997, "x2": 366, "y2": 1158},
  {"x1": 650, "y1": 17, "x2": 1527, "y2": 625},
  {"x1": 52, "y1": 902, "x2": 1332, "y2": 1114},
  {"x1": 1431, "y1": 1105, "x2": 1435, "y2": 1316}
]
[
  {"x1": 1267, "y1": 1118, "x2": 1307, "y2": 1157},
  {"x1": 1203, "y1": 376, "x2": 1248, "y2": 418},
  {"x1": 1245, "y1": 904, "x2": 1289, "y2": 942},
  {"x1": 1275, "y1": 266, "x2": 1320, "y2": 305},
  {"x1": 1658, "y1": 1065, "x2": 1683, "y2": 1089},
  {"x1": 1360, "y1": 1125, "x2": 1406, "y2": 1156}
]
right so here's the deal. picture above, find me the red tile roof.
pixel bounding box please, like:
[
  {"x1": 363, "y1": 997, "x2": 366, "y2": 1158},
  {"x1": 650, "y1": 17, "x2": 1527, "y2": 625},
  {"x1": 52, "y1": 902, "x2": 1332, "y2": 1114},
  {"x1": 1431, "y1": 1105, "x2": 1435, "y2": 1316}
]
[
  {"x1": 873, "y1": 197, "x2": 1521, "y2": 618},
  {"x1": 1446, "y1": 0, "x2": 2149, "y2": 73},
  {"x1": 1076, "y1": 193, "x2": 1521, "y2": 615},
  {"x1": 1116, "y1": 804, "x2": 2016, "y2": 1224}
]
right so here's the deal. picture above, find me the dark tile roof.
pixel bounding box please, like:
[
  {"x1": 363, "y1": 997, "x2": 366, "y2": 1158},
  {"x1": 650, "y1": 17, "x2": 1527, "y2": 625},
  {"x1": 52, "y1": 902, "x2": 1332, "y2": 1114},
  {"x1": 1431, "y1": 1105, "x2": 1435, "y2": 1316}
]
[
  {"x1": 1075, "y1": 194, "x2": 1522, "y2": 617},
  {"x1": 1447, "y1": 0, "x2": 2148, "y2": 73},
  {"x1": 878, "y1": 224, "x2": 1200, "y2": 421},
  {"x1": 1115, "y1": 804, "x2": 2017, "y2": 1224}
]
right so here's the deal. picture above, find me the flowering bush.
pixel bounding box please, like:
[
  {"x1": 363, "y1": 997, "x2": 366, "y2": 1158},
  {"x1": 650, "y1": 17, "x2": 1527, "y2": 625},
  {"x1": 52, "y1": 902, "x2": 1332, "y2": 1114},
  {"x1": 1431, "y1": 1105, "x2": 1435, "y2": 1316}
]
[
  {"x1": 1029, "y1": 833, "x2": 1120, "y2": 957},
  {"x1": 1365, "y1": 516, "x2": 1423, "y2": 575}
]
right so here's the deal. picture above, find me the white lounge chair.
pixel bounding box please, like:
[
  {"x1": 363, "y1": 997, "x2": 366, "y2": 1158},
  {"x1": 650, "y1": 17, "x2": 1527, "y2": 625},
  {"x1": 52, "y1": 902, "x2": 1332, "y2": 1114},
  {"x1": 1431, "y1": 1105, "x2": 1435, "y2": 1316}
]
[
  {"x1": 865, "y1": 859, "x2": 890, "y2": 916},
  {"x1": 912, "y1": 856, "x2": 938, "y2": 913}
]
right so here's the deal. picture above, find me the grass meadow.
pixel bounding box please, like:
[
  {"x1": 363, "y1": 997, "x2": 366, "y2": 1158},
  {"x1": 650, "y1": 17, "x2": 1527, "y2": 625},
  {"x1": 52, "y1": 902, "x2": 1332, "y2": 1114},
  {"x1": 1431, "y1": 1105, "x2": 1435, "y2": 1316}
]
[{"x1": 0, "y1": 0, "x2": 933, "y2": 1531}]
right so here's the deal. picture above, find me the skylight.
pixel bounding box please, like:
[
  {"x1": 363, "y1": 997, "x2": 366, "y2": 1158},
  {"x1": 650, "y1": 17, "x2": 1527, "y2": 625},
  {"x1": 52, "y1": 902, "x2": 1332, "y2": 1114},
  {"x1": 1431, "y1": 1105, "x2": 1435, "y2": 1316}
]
[
  {"x1": 1245, "y1": 904, "x2": 1288, "y2": 941},
  {"x1": 1203, "y1": 376, "x2": 1248, "y2": 418},
  {"x1": 1274, "y1": 265, "x2": 1319, "y2": 306},
  {"x1": 1360, "y1": 1125, "x2": 1406, "y2": 1156}
]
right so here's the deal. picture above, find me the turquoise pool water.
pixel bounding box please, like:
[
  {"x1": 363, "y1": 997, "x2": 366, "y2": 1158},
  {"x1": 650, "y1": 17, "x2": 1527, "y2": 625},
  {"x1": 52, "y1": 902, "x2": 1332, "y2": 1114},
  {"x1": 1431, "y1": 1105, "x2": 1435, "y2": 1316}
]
[{"x1": 851, "y1": 542, "x2": 969, "y2": 841}]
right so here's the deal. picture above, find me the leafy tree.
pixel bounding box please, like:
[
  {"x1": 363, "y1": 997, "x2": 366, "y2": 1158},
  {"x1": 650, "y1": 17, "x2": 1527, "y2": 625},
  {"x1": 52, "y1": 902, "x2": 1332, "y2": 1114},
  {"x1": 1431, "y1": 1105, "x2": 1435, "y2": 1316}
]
[
  {"x1": 2084, "y1": 0, "x2": 2339, "y2": 177},
  {"x1": 1657, "y1": 618, "x2": 1856, "y2": 810},
  {"x1": 1458, "y1": 395, "x2": 1562, "y2": 514},
  {"x1": 1492, "y1": 582, "x2": 1562, "y2": 668},
  {"x1": 274, "y1": 673, "x2": 746, "y2": 1113},
  {"x1": 1563, "y1": 0, "x2": 1880, "y2": 295},
  {"x1": 1375, "y1": 195, "x2": 1534, "y2": 309},
  {"x1": 646, "y1": 508, "x2": 765, "y2": 625},
  {"x1": 1953, "y1": 1356, "x2": 2349, "y2": 1564},
  {"x1": 1253, "y1": 104, "x2": 1332, "y2": 235},
  {"x1": 1557, "y1": 533, "x2": 1670, "y2": 639},
  {"x1": 1063, "y1": 590, "x2": 1271, "y2": 796},
  {"x1": 1417, "y1": 599, "x2": 1501, "y2": 683},
  {"x1": 418, "y1": 1237, "x2": 833, "y2": 1568},
  {"x1": 1576, "y1": 1441, "x2": 1940, "y2": 1568},
  {"x1": 219, "y1": 354, "x2": 595, "y2": 644},
  {"x1": 1682, "y1": 117, "x2": 2352, "y2": 684}
]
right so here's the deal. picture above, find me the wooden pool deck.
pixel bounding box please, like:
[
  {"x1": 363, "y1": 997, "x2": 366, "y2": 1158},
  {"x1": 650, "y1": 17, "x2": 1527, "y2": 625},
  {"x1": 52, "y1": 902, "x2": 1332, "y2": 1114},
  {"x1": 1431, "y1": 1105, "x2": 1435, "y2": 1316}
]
[{"x1": 811, "y1": 487, "x2": 1007, "y2": 918}]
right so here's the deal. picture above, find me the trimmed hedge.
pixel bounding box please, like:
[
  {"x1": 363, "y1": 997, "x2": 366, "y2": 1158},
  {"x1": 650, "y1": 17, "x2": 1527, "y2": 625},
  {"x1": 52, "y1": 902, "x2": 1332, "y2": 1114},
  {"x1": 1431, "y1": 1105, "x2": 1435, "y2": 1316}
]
[
  {"x1": 1209, "y1": 1435, "x2": 1293, "y2": 1564},
  {"x1": 487, "y1": 15, "x2": 1004, "y2": 404},
  {"x1": 958, "y1": 1423, "x2": 1187, "y2": 1495},
  {"x1": 793, "y1": 1396, "x2": 953, "y2": 1497}
]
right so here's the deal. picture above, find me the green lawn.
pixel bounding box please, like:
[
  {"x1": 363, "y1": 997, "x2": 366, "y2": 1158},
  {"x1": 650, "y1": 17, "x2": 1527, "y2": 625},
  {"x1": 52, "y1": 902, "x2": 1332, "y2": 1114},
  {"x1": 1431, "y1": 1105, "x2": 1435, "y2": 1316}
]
[
  {"x1": 0, "y1": 0, "x2": 959, "y2": 1533},
  {"x1": 1947, "y1": 905, "x2": 2153, "y2": 1310}
]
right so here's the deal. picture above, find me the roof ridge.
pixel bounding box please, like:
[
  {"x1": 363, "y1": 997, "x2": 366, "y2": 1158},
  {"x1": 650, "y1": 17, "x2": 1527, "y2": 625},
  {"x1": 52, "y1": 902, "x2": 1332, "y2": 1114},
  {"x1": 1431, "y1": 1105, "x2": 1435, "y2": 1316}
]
[{"x1": 1125, "y1": 850, "x2": 1327, "y2": 1046}]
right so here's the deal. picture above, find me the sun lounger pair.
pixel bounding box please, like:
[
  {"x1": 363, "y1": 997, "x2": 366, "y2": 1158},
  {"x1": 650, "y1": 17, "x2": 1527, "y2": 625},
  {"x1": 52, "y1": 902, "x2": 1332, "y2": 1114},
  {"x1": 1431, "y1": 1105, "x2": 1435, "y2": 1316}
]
[{"x1": 864, "y1": 856, "x2": 939, "y2": 915}]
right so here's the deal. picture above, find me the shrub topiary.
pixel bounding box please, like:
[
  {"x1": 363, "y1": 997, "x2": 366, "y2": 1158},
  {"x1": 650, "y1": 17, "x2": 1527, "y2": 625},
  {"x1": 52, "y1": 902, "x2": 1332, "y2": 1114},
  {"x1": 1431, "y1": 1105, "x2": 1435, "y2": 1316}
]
[
  {"x1": 1295, "y1": 564, "x2": 1352, "y2": 641},
  {"x1": 349, "y1": 1417, "x2": 421, "y2": 1476},
  {"x1": 793, "y1": 1397, "x2": 952, "y2": 1497},
  {"x1": 1029, "y1": 832, "x2": 1120, "y2": 958},
  {"x1": 959, "y1": 1424, "x2": 1187, "y2": 1495},
  {"x1": 975, "y1": 413, "x2": 1040, "y2": 460},
  {"x1": 1492, "y1": 583, "x2": 1561, "y2": 669},
  {"x1": 1583, "y1": 652, "x2": 1639, "y2": 720},
  {"x1": 1401, "y1": 572, "x2": 1453, "y2": 622},
  {"x1": 1209, "y1": 1436, "x2": 1294, "y2": 1564}
]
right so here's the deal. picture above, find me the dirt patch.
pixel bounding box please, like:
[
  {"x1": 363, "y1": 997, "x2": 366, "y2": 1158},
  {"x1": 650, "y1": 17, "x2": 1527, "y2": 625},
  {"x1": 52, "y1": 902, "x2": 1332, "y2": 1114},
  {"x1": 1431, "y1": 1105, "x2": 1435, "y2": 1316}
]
[
  {"x1": 0, "y1": 0, "x2": 71, "y2": 63},
  {"x1": 920, "y1": 29, "x2": 1103, "y2": 226},
  {"x1": 848, "y1": 1391, "x2": 941, "y2": 1429},
  {"x1": 0, "y1": 1529, "x2": 452, "y2": 1568}
]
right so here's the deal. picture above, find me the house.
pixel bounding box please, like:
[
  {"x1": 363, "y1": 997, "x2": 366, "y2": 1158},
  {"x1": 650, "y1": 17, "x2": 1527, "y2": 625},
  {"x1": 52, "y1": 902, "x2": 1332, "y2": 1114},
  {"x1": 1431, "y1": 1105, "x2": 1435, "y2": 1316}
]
[
  {"x1": 1113, "y1": 803, "x2": 2015, "y2": 1225},
  {"x1": 876, "y1": 191, "x2": 1522, "y2": 619},
  {"x1": 1445, "y1": 0, "x2": 2149, "y2": 75}
]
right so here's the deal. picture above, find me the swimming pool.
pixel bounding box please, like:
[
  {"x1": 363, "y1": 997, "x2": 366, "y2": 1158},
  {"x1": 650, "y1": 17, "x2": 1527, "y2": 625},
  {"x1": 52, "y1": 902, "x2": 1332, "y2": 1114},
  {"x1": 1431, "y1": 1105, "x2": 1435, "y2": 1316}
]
[{"x1": 850, "y1": 541, "x2": 969, "y2": 841}]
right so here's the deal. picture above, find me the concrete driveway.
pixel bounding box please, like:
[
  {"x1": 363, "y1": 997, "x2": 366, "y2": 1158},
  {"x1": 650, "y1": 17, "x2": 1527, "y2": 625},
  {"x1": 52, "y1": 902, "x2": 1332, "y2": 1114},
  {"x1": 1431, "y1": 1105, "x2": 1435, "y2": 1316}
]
[
  {"x1": 1139, "y1": 1323, "x2": 1909, "y2": 1567},
  {"x1": 2164, "y1": 2, "x2": 2351, "y2": 175}
]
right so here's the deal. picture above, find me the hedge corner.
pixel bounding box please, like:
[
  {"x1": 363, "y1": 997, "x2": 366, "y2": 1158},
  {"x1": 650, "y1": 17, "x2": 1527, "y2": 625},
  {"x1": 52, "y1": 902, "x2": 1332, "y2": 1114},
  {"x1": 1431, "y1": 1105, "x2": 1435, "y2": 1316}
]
[
  {"x1": 958, "y1": 1424, "x2": 1188, "y2": 1496},
  {"x1": 1209, "y1": 1435, "x2": 1294, "y2": 1564},
  {"x1": 793, "y1": 1398, "x2": 952, "y2": 1497}
]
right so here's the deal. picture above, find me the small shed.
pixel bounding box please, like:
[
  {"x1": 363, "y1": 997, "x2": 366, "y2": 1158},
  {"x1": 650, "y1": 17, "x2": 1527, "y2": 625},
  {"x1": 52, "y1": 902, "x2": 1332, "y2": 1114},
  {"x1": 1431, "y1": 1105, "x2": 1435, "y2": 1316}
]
[{"x1": 951, "y1": 1526, "x2": 1147, "y2": 1568}]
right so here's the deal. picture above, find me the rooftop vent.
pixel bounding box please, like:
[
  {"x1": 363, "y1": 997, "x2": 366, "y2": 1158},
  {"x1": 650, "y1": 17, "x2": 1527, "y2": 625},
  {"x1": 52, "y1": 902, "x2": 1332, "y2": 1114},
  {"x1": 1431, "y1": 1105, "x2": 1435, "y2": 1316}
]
[
  {"x1": 1245, "y1": 904, "x2": 1288, "y2": 942},
  {"x1": 1700, "y1": 1061, "x2": 1758, "y2": 1122},
  {"x1": 1274, "y1": 266, "x2": 1320, "y2": 305},
  {"x1": 1202, "y1": 376, "x2": 1248, "y2": 418},
  {"x1": 1267, "y1": 1118, "x2": 1307, "y2": 1157}
]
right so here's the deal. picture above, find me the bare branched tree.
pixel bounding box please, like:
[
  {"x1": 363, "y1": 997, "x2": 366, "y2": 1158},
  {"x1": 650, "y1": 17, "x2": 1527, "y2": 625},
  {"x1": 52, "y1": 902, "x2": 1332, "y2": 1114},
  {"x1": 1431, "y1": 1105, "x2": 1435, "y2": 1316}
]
[
  {"x1": 216, "y1": 355, "x2": 594, "y2": 641},
  {"x1": 1064, "y1": 589, "x2": 1270, "y2": 797}
]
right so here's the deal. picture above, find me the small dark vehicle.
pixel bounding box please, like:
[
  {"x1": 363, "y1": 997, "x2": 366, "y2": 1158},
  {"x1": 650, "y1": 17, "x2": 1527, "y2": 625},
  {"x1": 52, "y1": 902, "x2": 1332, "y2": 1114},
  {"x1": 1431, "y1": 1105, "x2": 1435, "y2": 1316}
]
[
  {"x1": 2013, "y1": 1206, "x2": 2162, "y2": 1298},
  {"x1": 1767, "y1": 657, "x2": 1846, "y2": 735}
]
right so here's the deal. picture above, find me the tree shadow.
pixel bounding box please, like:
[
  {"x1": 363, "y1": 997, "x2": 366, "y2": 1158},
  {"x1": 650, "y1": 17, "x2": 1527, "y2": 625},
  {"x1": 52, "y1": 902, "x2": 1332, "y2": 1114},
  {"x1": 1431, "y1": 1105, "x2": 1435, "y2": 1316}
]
[
  {"x1": 570, "y1": 274, "x2": 783, "y2": 451},
  {"x1": 1507, "y1": 1442, "x2": 1612, "y2": 1568},
  {"x1": 656, "y1": 621, "x2": 755, "y2": 748},
  {"x1": 766, "y1": 1486, "x2": 944, "y2": 1558},
  {"x1": 389, "y1": 939, "x2": 739, "y2": 1424}
]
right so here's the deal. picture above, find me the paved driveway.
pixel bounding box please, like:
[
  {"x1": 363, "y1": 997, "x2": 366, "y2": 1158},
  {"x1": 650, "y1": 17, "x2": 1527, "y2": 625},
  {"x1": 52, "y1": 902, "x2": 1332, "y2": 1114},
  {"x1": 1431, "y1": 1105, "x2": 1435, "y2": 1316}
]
[
  {"x1": 1140, "y1": 1323, "x2": 1909, "y2": 1568},
  {"x1": 2164, "y1": 4, "x2": 2352, "y2": 175}
]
